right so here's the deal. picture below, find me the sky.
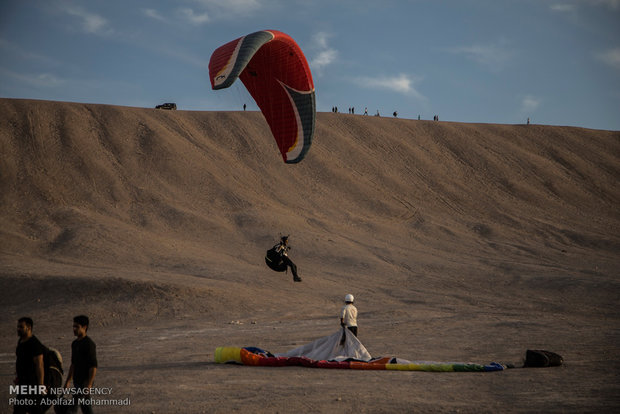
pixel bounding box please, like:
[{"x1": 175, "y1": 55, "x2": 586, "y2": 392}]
[{"x1": 1, "y1": 0, "x2": 619, "y2": 130}]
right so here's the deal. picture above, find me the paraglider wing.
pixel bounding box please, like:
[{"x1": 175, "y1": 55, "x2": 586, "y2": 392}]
[
  {"x1": 215, "y1": 329, "x2": 507, "y2": 372},
  {"x1": 209, "y1": 30, "x2": 315, "y2": 163}
]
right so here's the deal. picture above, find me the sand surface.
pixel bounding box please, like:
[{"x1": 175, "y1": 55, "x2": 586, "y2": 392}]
[{"x1": 1, "y1": 98, "x2": 619, "y2": 413}]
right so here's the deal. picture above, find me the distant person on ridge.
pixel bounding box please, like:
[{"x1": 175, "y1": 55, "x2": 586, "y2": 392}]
[
  {"x1": 340, "y1": 294, "x2": 358, "y2": 337},
  {"x1": 265, "y1": 236, "x2": 302, "y2": 282}
]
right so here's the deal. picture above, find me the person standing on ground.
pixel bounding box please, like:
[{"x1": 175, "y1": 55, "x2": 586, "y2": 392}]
[
  {"x1": 64, "y1": 315, "x2": 98, "y2": 414},
  {"x1": 14, "y1": 317, "x2": 45, "y2": 414},
  {"x1": 340, "y1": 294, "x2": 358, "y2": 337}
]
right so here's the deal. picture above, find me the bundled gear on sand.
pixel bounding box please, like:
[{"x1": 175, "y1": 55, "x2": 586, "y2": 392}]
[{"x1": 523, "y1": 349, "x2": 564, "y2": 367}]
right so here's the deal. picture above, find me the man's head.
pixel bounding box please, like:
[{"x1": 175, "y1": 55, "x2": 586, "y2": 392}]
[
  {"x1": 281, "y1": 235, "x2": 289, "y2": 244},
  {"x1": 73, "y1": 315, "x2": 90, "y2": 338},
  {"x1": 17, "y1": 317, "x2": 33, "y2": 339},
  {"x1": 345, "y1": 294, "x2": 354, "y2": 304}
]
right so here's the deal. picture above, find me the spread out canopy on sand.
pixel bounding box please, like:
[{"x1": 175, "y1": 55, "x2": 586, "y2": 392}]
[
  {"x1": 209, "y1": 30, "x2": 315, "y2": 164},
  {"x1": 215, "y1": 329, "x2": 505, "y2": 372}
]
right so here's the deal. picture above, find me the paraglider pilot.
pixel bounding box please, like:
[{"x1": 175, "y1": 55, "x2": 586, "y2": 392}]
[
  {"x1": 277, "y1": 236, "x2": 302, "y2": 282},
  {"x1": 265, "y1": 236, "x2": 302, "y2": 282}
]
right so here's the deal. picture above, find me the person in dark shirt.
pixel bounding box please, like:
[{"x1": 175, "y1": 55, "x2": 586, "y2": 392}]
[
  {"x1": 64, "y1": 315, "x2": 97, "y2": 414},
  {"x1": 14, "y1": 317, "x2": 45, "y2": 414}
]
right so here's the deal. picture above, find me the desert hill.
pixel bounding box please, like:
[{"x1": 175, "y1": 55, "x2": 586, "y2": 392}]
[{"x1": 1, "y1": 98, "x2": 619, "y2": 412}]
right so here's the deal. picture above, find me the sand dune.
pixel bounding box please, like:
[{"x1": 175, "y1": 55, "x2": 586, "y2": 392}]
[{"x1": 1, "y1": 98, "x2": 619, "y2": 413}]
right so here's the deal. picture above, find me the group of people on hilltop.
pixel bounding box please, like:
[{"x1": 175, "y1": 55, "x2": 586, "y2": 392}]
[{"x1": 331, "y1": 106, "x2": 443, "y2": 121}]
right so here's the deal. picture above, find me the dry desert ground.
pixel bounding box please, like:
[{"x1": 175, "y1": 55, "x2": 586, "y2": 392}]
[{"x1": 1, "y1": 99, "x2": 619, "y2": 413}]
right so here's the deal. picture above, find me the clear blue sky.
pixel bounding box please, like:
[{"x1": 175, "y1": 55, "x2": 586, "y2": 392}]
[{"x1": 1, "y1": 0, "x2": 619, "y2": 130}]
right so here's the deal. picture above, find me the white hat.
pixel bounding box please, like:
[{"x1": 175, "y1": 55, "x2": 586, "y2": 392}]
[{"x1": 345, "y1": 294, "x2": 354, "y2": 303}]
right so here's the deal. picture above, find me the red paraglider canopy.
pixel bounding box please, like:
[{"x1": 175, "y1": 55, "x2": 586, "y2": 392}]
[{"x1": 209, "y1": 30, "x2": 315, "y2": 164}]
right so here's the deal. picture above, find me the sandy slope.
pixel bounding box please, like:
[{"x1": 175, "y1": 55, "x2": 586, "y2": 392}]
[{"x1": 1, "y1": 98, "x2": 619, "y2": 413}]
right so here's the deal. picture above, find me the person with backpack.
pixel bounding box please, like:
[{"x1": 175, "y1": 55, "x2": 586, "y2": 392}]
[
  {"x1": 14, "y1": 317, "x2": 46, "y2": 414},
  {"x1": 265, "y1": 236, "x2": 302, "y2": 282},
  {"x1": 64, "y1": 315, "x2": 97, "y2": 414}
]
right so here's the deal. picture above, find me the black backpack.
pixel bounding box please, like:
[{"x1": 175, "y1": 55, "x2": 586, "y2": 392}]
[
  {"x1": 41, "y1": 347, "x2": 64, "y2": 413},
  {"x1": 44, "y1": 347, "x2": 64, "y2": 388}
]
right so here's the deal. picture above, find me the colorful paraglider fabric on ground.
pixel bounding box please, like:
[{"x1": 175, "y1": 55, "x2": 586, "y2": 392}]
[
  {"x1": 209, "y1": 30, "x2": 315, "y2": 164},
  {"x1": 215, "y1": 329, "x2": 507, "y2": 372}
]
